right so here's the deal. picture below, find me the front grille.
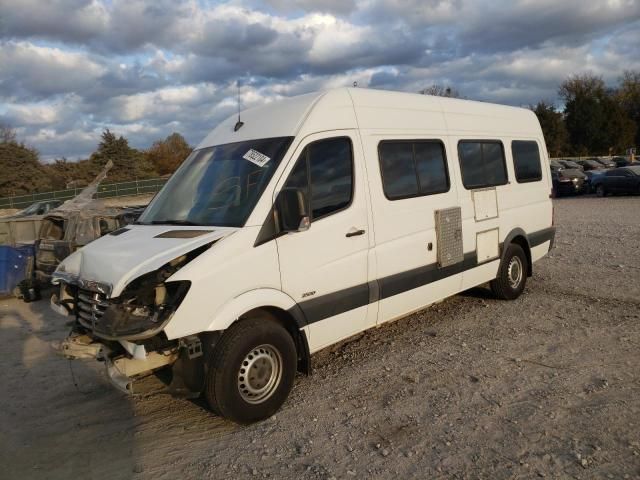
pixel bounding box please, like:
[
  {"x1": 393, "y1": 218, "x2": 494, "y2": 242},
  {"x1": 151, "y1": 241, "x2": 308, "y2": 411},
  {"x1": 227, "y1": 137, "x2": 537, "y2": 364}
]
[{"x1": 77, "y1": 289, "x2": 109, "y2": 328}]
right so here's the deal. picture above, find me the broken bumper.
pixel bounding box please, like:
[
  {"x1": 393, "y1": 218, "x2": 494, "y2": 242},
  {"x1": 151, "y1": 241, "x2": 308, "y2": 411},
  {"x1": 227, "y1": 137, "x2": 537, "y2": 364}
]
[{"x1": 58, "y1": 332, "x2": 178, "y2": 395}]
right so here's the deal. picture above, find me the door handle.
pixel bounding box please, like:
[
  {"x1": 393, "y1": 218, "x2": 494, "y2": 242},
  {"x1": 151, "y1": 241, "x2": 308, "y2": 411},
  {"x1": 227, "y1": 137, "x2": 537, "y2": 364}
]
[{"x1": 345, "y1": 228, "x2": 366, "y2": 237}]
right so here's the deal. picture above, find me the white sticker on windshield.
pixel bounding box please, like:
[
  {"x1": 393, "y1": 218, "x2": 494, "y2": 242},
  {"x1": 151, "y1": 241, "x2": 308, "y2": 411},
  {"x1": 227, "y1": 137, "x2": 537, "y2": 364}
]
[{"x1": 243, "y1": 149, "x2": 271, "y2": 167}]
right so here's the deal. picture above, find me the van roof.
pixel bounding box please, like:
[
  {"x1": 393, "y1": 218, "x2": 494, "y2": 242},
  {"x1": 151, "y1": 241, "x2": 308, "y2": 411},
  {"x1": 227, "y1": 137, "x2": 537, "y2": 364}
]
[{"x1": 197, "y1": 87, "x2": 540, "y2": 149}]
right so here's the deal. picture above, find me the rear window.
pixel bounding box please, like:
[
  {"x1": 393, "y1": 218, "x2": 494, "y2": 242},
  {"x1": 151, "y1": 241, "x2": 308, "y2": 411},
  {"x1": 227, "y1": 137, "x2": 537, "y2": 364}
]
[
  {"x1": 378, "y1": 140, "x2": 449, "y2": 200},
  {"x1": 512, "y1": 141, "x2": 542, "y2": 183},
  {"x1": 458, "y1": 141, "x2": 508, "y2": 189}
]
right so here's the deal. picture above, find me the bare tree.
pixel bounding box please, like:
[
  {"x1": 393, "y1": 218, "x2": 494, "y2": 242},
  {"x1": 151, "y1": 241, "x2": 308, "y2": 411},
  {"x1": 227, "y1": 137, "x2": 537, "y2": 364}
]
[
  {"x1": 419, "y1": 84, "x2": 461, "y2": 98},
  {"x1": 0, "y1": 123, "x2": 17, "y2": 144}
]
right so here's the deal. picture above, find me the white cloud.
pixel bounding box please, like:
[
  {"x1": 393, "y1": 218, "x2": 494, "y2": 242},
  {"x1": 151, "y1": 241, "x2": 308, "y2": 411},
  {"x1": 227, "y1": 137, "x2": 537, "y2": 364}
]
[{"x1": 0, "y1": 0, "x2": 639, "y2": 159}]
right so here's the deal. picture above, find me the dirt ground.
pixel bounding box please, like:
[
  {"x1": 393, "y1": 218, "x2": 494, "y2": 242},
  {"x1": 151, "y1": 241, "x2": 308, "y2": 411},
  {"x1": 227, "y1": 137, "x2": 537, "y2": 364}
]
[{"x1": 1, "y1": 196, "x2": 639, "y2": 480}]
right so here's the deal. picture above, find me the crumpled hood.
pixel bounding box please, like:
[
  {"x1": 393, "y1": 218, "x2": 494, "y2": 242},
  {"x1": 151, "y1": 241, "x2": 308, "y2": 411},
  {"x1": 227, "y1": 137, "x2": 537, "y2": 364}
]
[{"x1": 53, "y1": 225, "x2": 237, "y2": 298}]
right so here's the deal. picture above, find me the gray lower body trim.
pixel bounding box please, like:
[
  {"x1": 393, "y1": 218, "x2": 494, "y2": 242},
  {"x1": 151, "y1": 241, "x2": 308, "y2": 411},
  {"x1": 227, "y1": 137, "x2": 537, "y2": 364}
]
[{"x1": 294, "y1": 227, "x2": 554, "y2": 326}]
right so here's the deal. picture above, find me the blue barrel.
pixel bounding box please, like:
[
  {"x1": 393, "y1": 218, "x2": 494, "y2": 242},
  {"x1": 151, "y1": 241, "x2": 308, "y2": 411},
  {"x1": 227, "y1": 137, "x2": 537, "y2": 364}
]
[{"x1": 0, "y1": 244, "x2": 35, "y2": 296}]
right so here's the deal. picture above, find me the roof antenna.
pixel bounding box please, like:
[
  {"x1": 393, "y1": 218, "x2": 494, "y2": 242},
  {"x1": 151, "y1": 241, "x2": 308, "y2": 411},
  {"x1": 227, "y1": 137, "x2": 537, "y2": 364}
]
[{"x1": 234, "y1": 80, "x2": 244, "y2": 132}]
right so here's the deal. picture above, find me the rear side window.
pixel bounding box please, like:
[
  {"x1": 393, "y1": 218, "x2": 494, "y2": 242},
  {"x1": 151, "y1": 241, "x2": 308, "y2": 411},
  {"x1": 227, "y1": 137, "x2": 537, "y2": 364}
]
[
  {"x1": 284, "y1": 137, "x2": 353, "y2": 220},
  {"x1": 378, "y1": 141, "x2": 449, "y2": 200},
  {"x1": 512, "y1": 141, "x2": 542, "y2": 183},
  {"x1": 458, "y1": 141, "x2": 508, "y2": 189}
]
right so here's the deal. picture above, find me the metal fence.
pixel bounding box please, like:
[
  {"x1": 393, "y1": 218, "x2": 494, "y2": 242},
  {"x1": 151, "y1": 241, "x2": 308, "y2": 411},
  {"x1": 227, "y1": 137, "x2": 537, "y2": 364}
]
[{"x1": 0, "y1": 177, "x2": 167, "y2": 210}]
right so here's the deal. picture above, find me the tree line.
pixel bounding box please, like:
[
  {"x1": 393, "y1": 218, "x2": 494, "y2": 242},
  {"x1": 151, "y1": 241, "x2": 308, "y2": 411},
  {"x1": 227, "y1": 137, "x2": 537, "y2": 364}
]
[
  {"x1": 534, "y1": 71, "x2": 639, "y2": 158},
  {"x1": 2, "y1": 71, "x2": 639, "y2": 198},
  {"x1": 0, "y1": 127, "x2": 192, "y2": 197},
  {"x1": 425, "y1": 71, "x2": 639, "y2": 158}
]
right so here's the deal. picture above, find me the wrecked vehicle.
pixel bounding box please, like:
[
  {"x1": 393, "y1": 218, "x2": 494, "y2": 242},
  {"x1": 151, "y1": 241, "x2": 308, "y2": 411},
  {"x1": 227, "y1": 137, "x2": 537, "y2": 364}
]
[
  {"x1": 35, "y1": 162, "x2": 144, "y2": 283},
  {"x1": 53, "y1": 88, "x2": 554, "y2": 424}
]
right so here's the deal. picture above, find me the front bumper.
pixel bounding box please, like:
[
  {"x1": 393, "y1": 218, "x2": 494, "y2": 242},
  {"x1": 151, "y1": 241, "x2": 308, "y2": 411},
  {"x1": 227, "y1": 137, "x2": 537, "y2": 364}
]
[{"x1": 58, "y1": 331, "x2": 178, "y2": 394}]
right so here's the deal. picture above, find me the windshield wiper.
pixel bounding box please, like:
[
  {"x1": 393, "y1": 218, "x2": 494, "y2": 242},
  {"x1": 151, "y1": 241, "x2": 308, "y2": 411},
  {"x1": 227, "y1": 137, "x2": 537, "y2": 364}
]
[{"x1": 147, "y1": 219, "x2": 201, "y2": 226}]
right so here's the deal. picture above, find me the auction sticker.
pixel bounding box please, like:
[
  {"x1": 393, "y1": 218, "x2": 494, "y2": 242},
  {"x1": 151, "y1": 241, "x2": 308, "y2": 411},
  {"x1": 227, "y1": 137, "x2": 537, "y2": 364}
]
[{"x1": 243, "y1": 149, "x2": 271, "y2": 167}]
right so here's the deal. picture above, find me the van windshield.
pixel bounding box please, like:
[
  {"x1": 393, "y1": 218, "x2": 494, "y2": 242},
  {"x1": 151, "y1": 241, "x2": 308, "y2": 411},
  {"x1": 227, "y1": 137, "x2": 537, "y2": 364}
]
[{"x1": 138, "y1": 137, "x2": 293, "y2": 227}]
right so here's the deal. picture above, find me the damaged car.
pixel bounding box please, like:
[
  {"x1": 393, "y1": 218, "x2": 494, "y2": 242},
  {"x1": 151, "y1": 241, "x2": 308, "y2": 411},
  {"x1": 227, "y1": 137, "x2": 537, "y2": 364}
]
[{"x1": 36, "y1": 161, "x2": 144, "y2": 283}]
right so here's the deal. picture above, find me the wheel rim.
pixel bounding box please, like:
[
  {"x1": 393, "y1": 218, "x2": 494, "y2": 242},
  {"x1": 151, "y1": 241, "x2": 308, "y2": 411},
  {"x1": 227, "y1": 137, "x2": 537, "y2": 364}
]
[
  {"x1": 237, "y1": 344, "x2": 283, "y2": 404},
  {"x1": 507, "y1": 256, "x2": 523, "y2": 289}
]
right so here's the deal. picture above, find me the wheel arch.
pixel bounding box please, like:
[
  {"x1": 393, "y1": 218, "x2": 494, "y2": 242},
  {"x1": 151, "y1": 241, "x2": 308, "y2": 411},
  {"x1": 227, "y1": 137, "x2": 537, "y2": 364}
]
[
  {"x1": 502, "y1": 228, "x2": 532, "y2": 277},
  {"x1": 204, "y1": 289, "x2": 311, "y2": 375}
]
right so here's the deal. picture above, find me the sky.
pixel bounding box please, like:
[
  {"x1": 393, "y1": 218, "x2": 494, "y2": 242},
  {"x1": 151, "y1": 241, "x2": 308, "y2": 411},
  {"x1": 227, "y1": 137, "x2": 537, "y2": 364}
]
[{"x1": 0, "y1": 0, "x2": 639, "y2": 161}]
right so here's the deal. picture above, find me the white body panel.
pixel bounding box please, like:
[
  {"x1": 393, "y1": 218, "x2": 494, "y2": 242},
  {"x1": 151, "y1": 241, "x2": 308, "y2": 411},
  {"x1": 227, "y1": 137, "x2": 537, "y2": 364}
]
[{"x1": 54, "y1": 87, "x2": 554, "y2": 356}]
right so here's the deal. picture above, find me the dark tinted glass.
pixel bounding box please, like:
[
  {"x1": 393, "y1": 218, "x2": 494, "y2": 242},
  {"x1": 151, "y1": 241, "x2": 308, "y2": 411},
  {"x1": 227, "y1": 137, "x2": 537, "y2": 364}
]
[
  {"x1": 308, "y1": 138, "x2": 353, "y2": 219},
  {"x1": 414, "y1": 142, "x2": 449, "y2": 195},
  {"x1": 458, "y1": 142, "x2": 485, "y2": 188},
  {"x1": 379, "y1": 142, "x2": 418, "y2": 199},
  {"x1": 458, "y1": 141, "x2": 508, "y2": 189},
  {"x1": 512, "y1": 141, "x2": 542, "y2": 182},
  {"x1": 284, "y1": 153, "x2": 308, "y2": 190},
  {"x1": 283, "y1": 138, "x2": 353, "y2": 220}
]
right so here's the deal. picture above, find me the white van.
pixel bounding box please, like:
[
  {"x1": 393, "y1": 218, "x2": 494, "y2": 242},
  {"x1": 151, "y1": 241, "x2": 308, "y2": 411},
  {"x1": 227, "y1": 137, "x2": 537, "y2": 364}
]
[{"x1": 53, "y1": 88, "x2": 555, "y2": 423}]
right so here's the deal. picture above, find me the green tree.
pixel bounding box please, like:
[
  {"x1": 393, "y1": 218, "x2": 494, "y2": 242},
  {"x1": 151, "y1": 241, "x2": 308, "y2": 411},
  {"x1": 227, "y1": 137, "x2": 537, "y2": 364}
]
[
  {"x1": 532, "y1": 101, "x2": 569, "y2": 157},
  {"x1": 617, "y1": 70, "x2": 640, "y2": 148},
  {"x1": 559, "y1": 74, "x2": 636, "y2": 155},
  {"x1": 88, "y1": 129, "x2": 157, "y2": 181},
  {"x1": 0, "y1": 131, "x2": 51, "y2": 196},
  {"x1": 145, "y1": 132, "x2": 192, "y2": 176}
]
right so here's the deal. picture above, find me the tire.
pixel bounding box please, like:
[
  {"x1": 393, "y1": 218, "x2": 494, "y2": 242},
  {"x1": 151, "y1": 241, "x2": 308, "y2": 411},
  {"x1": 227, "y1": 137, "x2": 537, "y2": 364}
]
[
  {"x1": 204, "y1": 317, "x2": 297, "y2": 424},
  {"x1": 490, "y1": 243, "x2": 528, "y2": 300},
  {"x1": 596, "y1": 184, "x2": 606, "y2": 197}
]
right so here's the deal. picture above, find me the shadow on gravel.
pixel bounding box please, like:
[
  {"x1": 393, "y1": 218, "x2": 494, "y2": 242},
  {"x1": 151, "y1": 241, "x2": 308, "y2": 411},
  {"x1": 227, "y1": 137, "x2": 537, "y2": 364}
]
[
  {"x1": 459, "y1": 286, "x2": 495, "y2": 299},
  {"x1": 0, "y1": 299, "x2": 140, "y2": 480}
]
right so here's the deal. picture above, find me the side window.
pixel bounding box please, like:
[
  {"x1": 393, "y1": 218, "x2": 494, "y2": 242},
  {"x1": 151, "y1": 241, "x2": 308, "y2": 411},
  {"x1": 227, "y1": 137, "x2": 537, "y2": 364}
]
[
  {"x1": 283, "y1": 137, "x2": 353, "y2": 220},
  {"x1": 378, "y1": 140, "x2": 449, "y2": 200},
  {"x1": 512, "y1": 141, "x2": 542, "y2": 183},
  {"x1": 458, "y1": 141, "x2": 508, "y2": 189}
]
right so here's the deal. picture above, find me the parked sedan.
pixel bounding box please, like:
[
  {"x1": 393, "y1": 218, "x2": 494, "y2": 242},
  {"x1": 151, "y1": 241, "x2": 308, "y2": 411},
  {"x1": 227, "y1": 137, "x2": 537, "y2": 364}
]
[
  {"x1": 9, "y1": 200, "x2": 63, "y2": 218},
  {"x1": 613, "y1": 156, "x2": 630, "y2": 167},
  {"x1": 550, "y1": 160, "x2": 565, "y2": 172},
  {"x1": 576, "y1": 159, "x2": 605, "y2": 171},
  {"x1": 595, "y1": 166, "x2": 640, "y2": 197},
  {"x1": 594, "y1": 157, "x2": 616, "y2": 168},
  {"x1": 558, "y1": 159, "x2": 584, "y2": 170},
  {"x1": 585, "y1": 170, "x2": 606, "y2": 193},
  {"x1": 551, "y1": 168, "x2": 587, "y2": 196}
]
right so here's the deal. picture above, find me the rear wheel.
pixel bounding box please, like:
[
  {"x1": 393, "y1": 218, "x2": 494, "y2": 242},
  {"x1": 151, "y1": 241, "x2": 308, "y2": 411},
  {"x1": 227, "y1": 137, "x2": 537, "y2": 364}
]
[
  {"x1": 204, "y1": 317, "x2": 297, "y2": 424},
  {"x1": 490, "y1": 243, "x2": 528, "y2": 300},
  {"x1": 596, "y1": 184, "x2": 606, "y2": 197}
]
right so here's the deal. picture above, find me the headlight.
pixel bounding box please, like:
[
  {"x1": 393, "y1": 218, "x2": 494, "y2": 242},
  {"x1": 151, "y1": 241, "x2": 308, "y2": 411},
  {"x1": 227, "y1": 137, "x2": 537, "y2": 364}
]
[{"x1": 92, "y1": 280, "x2": 191, "y2": 340}]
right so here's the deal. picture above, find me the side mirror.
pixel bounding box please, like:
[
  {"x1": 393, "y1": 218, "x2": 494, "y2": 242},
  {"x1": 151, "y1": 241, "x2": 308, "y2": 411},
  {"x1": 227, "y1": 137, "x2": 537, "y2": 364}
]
[{"x1": 276, "y1": 187, "x2": 310, "y2": 233}]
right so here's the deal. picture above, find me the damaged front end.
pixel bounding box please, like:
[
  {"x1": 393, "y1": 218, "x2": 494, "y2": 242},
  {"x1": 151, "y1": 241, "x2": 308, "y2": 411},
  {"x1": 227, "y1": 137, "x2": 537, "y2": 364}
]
[{"x1": 53, "y1": 246, "x2": 211, "y2": 397}]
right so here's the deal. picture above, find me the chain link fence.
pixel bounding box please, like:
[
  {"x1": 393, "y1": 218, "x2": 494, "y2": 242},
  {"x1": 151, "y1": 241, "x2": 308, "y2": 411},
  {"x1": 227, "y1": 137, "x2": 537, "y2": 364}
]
[{"x1": 0, "y1": 177, "x2": 167, "y2": 210}]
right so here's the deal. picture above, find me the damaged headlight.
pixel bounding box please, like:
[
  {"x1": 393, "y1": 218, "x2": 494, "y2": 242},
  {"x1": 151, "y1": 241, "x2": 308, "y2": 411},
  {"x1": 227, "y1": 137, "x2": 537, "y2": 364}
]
[
  {"x1": 81, "y1": 245, "x2": 212, "y2": 340},
  {"x1": 93, "y1": 279, "x2": 191, "y2": 340}
]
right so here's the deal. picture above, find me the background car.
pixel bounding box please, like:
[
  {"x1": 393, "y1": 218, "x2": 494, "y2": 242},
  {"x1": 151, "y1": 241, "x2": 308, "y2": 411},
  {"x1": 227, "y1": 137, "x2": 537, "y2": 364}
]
[
  {"x1": 576, "y1": 159, "x2": 606, "y2": 171},
  {"x1": 584, "y1": 170, "x2": 606, "y2": 193},
  {"x1": 595, "y1": 166, "x2": 640, "y2": 197},
  {"x1": 550, "y1": 160, "x2": 565, "y2": 172},
  {"x1": 613, "y1": 156, "x2": 630, "y2": 167},
  {"x1": 558, "y1": 159, "x2": 584, "y2": 170},
  {"x1": 8, "y1": 200, "x2": 63, "y2": 218},
  {"x1": 594, "y1": 157, "x2": 616, "y2": 168},
  {"x1": 551, "y1": 168, "x2": 587, "y2": 196}
]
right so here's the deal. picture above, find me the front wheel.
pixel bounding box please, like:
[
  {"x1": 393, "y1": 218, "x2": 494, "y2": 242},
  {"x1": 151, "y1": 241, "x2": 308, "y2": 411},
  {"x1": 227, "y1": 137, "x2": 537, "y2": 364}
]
[
  {"x1": 596, "y1": 184, "x2": 606, "y2": 197},
  {"x1": 204, "y1": 317, "x2": 297, "y2": 424},
  {"x1": 490, "y1": 243, "x2": 528, "y2": 300}
]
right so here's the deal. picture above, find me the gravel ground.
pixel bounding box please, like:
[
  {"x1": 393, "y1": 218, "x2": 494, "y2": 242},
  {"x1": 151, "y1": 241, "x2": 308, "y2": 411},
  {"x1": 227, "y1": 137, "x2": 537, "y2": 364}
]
[{"x1": 1, "y1": 196, "x2": 639, "y2": 480}]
